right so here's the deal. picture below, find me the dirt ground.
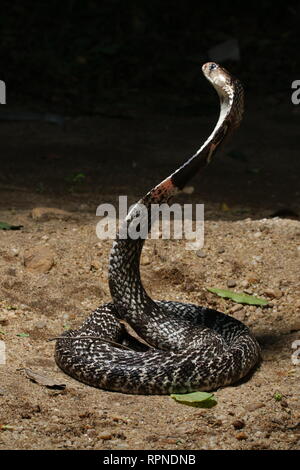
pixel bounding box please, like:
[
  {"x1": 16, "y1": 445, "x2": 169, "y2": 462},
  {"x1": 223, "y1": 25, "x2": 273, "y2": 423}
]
[{"x1": 0, "y1": 95, "x2": 299, "y2": 450}]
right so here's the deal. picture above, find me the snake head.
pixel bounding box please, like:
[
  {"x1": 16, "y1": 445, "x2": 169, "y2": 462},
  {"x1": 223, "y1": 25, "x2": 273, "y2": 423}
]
[
  {"x1": 202, "y1": 62, "x2": 243, "y2": 117},
  {"x1": 202, "y1": 61, "x2": 244, "y2": 131},
  {"x1": 202, "y1": 62, "x2": 231, "y2": 88}
]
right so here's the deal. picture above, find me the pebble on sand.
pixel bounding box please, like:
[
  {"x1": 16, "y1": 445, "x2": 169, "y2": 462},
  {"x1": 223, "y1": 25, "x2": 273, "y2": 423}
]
[
  {"x1": 23, "y1": 246, "x2": 55, "y2": 273},
  {"x1": 31, "y1": 207, "x2": 73, "y2": 222}
]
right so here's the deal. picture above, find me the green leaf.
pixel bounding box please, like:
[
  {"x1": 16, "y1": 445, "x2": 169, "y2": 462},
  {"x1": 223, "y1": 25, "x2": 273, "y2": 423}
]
[
  {"x1": 207, "y1": 288, "x2": 268, "y2": 306},
  {"x1": 274, "y1": 392, "x2": 283, "y2": 401},
  {"x1": 0, "y1": 330, "x2": 6, "y2": 335},
  {"x1": 72, "y1": 172, "x2": 85, "y2": 183},
  {"x1": 0, "y1": 221, "x2": 23, "y2": 230},
  {"x1": 65, "y1": 172, "x2": 86, "y2": 186},
  {"x1": 0, "y1": 424, "x2": 14, "y2": 431},
  {"x1": 16, "y1": 333, "x2": 29, "y2": 337},
  {"x1": 170, "y1": 391, "x2": 217, "y2": 408}
]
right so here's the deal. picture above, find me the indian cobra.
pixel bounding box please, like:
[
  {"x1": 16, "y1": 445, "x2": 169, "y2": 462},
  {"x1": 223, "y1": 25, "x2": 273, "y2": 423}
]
[{"x1": 55, "y1": 63, "x2": 261, "y2": 394}]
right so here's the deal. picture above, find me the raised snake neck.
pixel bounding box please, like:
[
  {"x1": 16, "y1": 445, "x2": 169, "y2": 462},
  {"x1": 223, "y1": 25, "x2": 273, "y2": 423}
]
[
  {"x1": 108, "y1": 62, "x2": 244, "y2": 332},
  {"x1": 55, "y1": 63, "x2": 260, "y2": 394}
]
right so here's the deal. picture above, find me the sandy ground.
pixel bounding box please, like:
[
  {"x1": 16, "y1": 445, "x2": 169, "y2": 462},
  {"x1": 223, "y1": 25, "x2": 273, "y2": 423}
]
[{"x1": 0, "y1": 99, "x2": 299, "y2": 450}]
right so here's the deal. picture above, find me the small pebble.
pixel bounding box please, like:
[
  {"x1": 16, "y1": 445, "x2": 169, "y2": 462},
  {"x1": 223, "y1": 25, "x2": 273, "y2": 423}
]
[
  {"x1": 232, "y1": 419, "x2": 245, "y2": 430},
  {"x1": 90, "y1": 259, "x2": 101, "y2": 270},
  {"x1": 264, "y1": 288, "x2": 282, "y2": 299},
  {"x1": 35, "y1": 320, "x2": 47, "y2": 329},
  {"x1": 140, "y1": 256, "x2": 151, "y2": 266},
  {"x1": 247, "y1": 272, "x2": 259, "y2": 284},
  {"x1": 196, "y1": 250, "x2": 206, "y2": 258},
  {"x1": 280, "y1": 400, "x2": 289, "y2": 408},
  {"x1": 23, "y1": 246, "x2": 55, "y2": 273},
  {"x1": 227, "y1": 280, "x2": 236, "y2": 288},
  {"x1": 236, "y1": 432, "x2": 247, "y2": 440},
  {"x1": 245, "y1": 402, "x2": 265, "y2": 412},
  {"x1": 111, "y1": 415, "x2": 128, "y2": 423},
  {"x1": 99, "y1": 432, "x2": 112, "y2": 440},
  {"x1": 234, "y1": 310, "x2": 246, "y2": 322},
  {"x1": 115, "y1": 443, "x2": 129, "y2": 449},
  {"x1": 158, "y1": 437, "x2": 179, "y2": 445},
  {"x1": 243, "y1": 289, "x2": 253, "y2": 295},
  {"x1": 184, "y1": 283, "x2": 195, "y2": 292},
  {"x1": 241, "y1": 280, "x2": 249, "y2": 288},
  {"x1": 229, "y1": 304, "x2": 243, "y2": 313},
  {"x1": 11, "y1": 248, "x2": 19, "y2": 257}
]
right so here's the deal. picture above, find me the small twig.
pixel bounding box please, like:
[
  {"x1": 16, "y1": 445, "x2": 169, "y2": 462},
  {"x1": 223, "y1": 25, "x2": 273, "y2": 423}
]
[{"x1": 119, "y1": 319, "x2": 153, "y2": 348}]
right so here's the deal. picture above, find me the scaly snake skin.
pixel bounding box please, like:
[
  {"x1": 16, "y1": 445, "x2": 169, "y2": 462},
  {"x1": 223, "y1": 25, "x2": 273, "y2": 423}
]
[{"x1": 55, "y1": 63, "x2": 261, "y2": 394}]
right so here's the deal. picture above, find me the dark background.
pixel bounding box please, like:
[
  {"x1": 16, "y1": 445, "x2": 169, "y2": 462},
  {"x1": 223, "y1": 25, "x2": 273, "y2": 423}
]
[
  {"x1": 1, "y1": 0, "x2": 299, "y2": 110},
  {"x1": 0, "y1": 0, "x2": 299, "y2": 216}
]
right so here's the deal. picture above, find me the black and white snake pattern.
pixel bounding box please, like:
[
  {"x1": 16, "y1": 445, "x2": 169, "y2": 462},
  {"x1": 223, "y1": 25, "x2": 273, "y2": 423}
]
[{"x1": 55, "y1": 63, "x2": 261, "y2": 394}]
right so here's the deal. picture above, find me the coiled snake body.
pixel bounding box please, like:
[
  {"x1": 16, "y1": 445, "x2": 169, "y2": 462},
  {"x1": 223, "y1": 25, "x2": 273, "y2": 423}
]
[{"x1": 55, "y1": 63, "x2": 260, "y2": 394}]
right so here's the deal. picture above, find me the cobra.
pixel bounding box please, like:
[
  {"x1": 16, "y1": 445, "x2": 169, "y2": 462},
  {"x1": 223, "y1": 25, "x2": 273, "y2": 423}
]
[{"x1": 55, "y1": 62, "x2": 260, "y2": 394}]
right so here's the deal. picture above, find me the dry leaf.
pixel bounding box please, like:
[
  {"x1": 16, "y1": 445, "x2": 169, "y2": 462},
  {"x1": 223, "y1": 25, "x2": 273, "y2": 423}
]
[{"x1": 23, "y1": 368, "x2": 66, "y2": 390}]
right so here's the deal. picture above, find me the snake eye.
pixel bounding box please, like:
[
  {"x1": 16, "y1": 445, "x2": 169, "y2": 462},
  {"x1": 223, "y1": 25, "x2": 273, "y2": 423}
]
[{"x1": 209, "y1": 63, "x2": 218, "y2": 71}]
